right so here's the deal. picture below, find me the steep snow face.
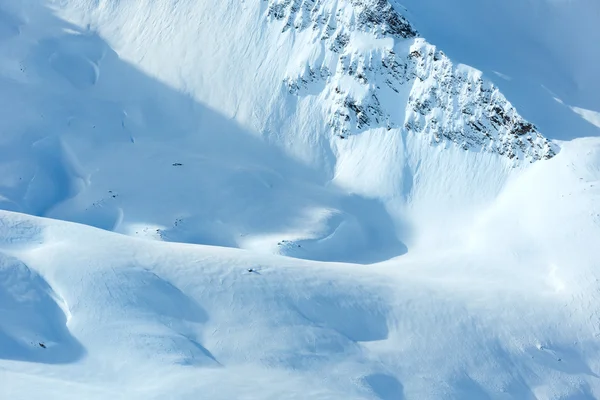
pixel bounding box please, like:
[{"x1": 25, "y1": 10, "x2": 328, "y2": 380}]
[
  {"x1": 0, "y1": 0, "x2": 562, "y2": 261},
  {"x1": 269, "y1": 0, "x2": 556, "y2": 162},
  {"x1": 60, "y1": 0, "x2": 557, "y2": 163}
]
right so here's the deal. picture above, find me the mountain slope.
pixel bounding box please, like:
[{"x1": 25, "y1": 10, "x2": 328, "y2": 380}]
[
  {"x1": 1, "y1": 137, "x2": 600, "y2": 399},
  {"x1": 1, "y1": 0, "x2": 560, "y2": 261},
  {"x1": 1, "y1": 0, "x2": 600, "y2": 399},
  {"x1": 57, "y1": 0, "x2": 557, "y2": 161},
  {"x1": 269, "y1": 0, "x2": 555, "y2": 161}
]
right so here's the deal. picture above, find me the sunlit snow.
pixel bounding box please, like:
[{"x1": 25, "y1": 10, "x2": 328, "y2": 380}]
[{"x1": 1, "y1": 0, "x2": 599, "y2": 399}]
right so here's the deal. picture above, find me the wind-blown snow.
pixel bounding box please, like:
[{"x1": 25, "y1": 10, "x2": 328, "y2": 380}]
[{"x1": 0, "y1": 0, "x2": 599, "y2": 398}]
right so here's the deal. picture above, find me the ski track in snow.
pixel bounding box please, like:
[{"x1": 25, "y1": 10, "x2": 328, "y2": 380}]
[{"x1": 0, "y1": 0, "x2": 599, "y2": 399}]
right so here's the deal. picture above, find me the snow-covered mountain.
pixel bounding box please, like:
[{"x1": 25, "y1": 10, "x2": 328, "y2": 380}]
[
  {"x1": 0, "y1": 0, "x2": 562, "y2": 256},
  {"x1": 1, "y1": 0, "x2": 599, "y2": 399},
  {"x1": 271, "y1": 0, "x2": 556, "y2": 161}
]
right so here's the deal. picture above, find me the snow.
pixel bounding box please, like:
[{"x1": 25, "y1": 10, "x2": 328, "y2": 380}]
[
  {"x1": 1, "y1": 138, "x2": 600, "y2": 399},
  {"x1": 0, "y1": 0, "x2": 599, "y2": 398}
]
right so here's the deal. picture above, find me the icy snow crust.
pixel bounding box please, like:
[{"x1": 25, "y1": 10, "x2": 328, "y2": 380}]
[{"x1": 0, "y1": 0, "x2": 599, "y2": 398}]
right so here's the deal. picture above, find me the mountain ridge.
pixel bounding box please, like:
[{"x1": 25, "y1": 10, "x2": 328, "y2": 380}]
[{"x1": 268, "y1": 0, "x2": 557, "y2": 162}]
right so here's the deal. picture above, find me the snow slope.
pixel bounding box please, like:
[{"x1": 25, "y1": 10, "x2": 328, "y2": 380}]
[
  {"x1": 1, "y1": 138, "x2": 600, "y2": 399},
  {"x1": 0, "y1": 0, "x2": 560, "y2": 260},
  {"x1": 0, "y1": 0, "x2": 599, "y2": 398},
  {"x1": 1, "y1": 0, "x2": 419, "y2": 264}
]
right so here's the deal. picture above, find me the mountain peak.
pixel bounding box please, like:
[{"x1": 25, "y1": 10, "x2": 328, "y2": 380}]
[
  {"x1": 267, "y1": 0, "x2": 418, "y2": 38},
  {"x1": 267, "y1": 0, "x2": 556, "y2": 162}
]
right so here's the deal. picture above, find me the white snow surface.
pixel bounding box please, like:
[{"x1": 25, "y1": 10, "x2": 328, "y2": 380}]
[{"x1": 0, "y1": 0, "x2": 599, "y2": 398}]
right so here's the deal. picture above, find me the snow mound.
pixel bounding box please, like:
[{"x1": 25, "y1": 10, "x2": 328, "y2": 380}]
[{"x1": 0, "y1": 252, "x2": 84, "y2": 364}]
